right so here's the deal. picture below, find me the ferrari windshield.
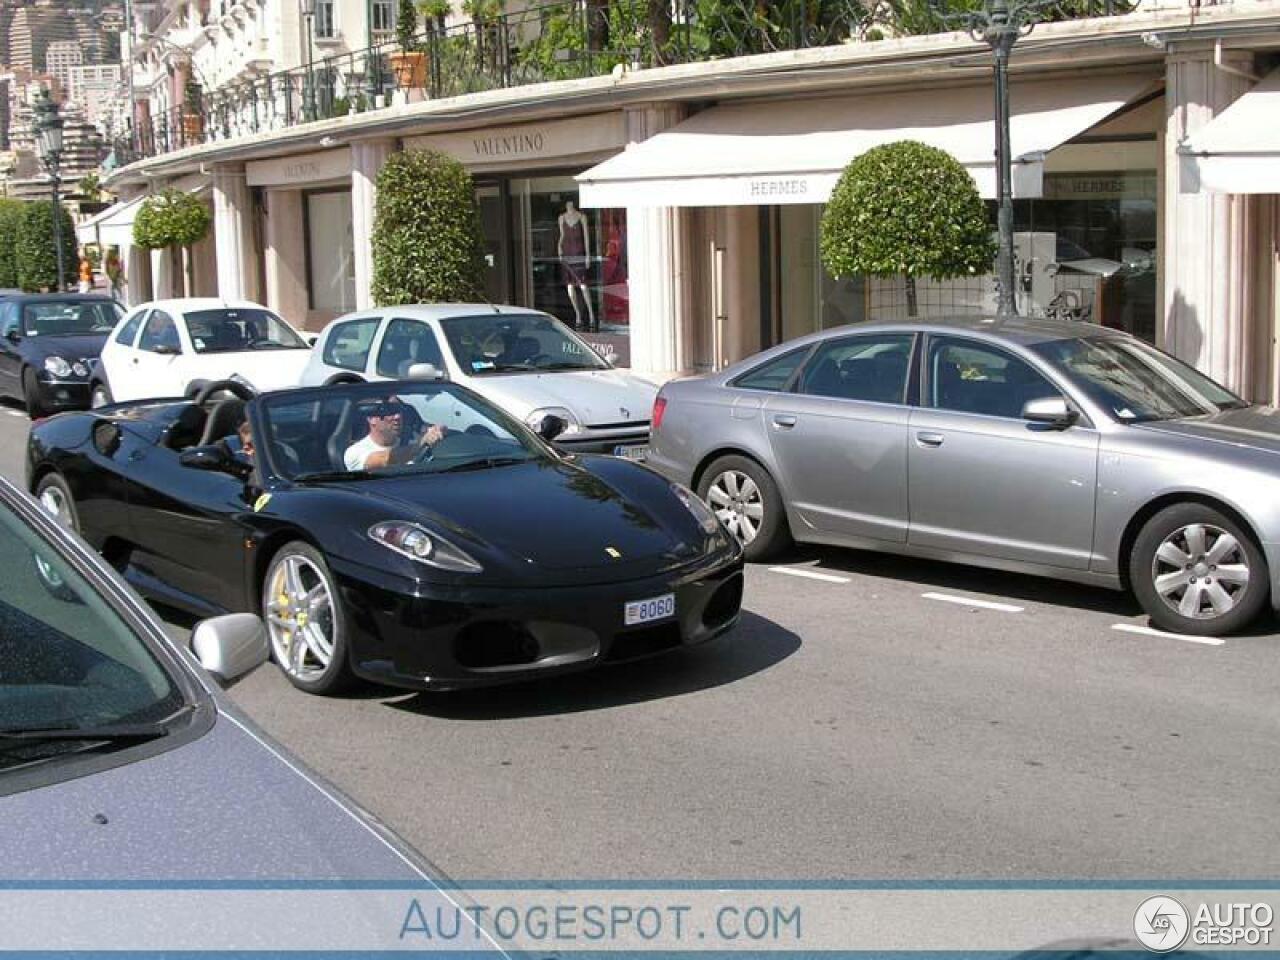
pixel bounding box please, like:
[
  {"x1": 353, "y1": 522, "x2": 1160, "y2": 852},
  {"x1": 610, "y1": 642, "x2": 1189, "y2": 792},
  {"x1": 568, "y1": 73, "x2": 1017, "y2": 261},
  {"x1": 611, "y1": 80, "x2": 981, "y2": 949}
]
[
  {"x1": 21, "y1": 300, "x2": 122, "y2": 337},
  {"x1": 440, "y1": 313, "x2": 609, "y2": 375},
  {"x1": 259, "y1": 382, "x2": 546, "y2": 481},
  {"x1": 1031, "y1": 336, "x2": 1247, "y2": 423},
  {"x1": 183, "y1": 308, "x2": 308, "y2": 354},
  {"x1": 0, "y1": 501, "x2": 184, "y2": 770}
]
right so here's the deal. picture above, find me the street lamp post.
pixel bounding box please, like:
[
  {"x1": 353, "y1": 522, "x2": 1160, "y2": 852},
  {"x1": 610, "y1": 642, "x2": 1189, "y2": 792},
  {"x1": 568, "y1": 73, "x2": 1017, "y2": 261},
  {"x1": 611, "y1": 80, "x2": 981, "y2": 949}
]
[
  {"x1": 34, "y1": 89, "x2": 66, "y2": 293},
  {"x1": 300, "y1": 0, "x2": 317, "y2": 121},
  {"x1": 936, "y1": 0, "x2": 1057, "y2": 318}
]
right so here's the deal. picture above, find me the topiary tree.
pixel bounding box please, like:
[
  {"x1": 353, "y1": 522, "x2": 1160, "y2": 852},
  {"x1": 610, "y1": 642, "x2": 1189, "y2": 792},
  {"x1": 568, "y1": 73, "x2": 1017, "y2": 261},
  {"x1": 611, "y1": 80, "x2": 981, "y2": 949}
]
[
  {"x1": 16, "y1": 200, "x2": 76, "y2": 292},
  {"x1": 371, "y1": 149, "x2": 486, "y2": 306},
  {"x1": 0, "y1": 198, "x2": 26, "y2": 289},
  {"x1": 133, "y1": 189, "x2": 211, "y2": 296},
  {"x1": 820, "y1": 140, "x2": 995, "y2": 317}
]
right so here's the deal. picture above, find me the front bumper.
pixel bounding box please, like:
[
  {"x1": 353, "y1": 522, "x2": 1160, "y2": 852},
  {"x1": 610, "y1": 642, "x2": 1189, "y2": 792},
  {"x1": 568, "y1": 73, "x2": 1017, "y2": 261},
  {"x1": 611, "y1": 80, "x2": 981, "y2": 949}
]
[
  {"x1": 34, "y1": 377, "x2": 91, "y2": 412},
  {"x1": 331, "y1": 551, "x2": 744, "y2": 691},
  {"x1": 554, "y1": 424, "x2": 650, "y2": 455}
]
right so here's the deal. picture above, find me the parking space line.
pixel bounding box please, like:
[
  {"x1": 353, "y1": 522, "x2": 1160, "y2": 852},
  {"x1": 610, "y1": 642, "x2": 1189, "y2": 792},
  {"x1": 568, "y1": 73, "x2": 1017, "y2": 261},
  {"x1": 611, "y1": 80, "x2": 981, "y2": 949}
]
[
  {"x1": 921, "y1": 591, "x2": 1024, "y2": 613},
  {"x1": 1111, "y1": 623, "x2": 1224, "y2": 646},
  {"x1": 768, "y1": 566, "x2": 851, "y2": 585}
]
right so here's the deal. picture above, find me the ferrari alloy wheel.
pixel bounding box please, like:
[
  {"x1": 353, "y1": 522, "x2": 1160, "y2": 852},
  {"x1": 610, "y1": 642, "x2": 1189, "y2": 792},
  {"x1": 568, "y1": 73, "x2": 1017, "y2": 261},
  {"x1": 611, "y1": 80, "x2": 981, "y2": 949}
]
[
  {"x1": 697, "y1": 454, "x2": 791, "y2": 562},
  {"x1": 264, "y1": 541, "x2": 351, "y2": 694},
  {"x1": 1131, "y1": 503, "x2": 1268, "y2": 637},
  {"x1": 33, "y1": 474, "x2": 80, "y2": 601}
]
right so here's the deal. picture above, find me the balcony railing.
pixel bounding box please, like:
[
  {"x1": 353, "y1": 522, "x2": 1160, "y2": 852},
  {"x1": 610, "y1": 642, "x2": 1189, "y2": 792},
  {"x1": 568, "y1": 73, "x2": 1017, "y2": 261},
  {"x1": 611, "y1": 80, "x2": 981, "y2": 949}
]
[{"x1": 114, "y1": 0, "x2": 1136, "y2": 165}]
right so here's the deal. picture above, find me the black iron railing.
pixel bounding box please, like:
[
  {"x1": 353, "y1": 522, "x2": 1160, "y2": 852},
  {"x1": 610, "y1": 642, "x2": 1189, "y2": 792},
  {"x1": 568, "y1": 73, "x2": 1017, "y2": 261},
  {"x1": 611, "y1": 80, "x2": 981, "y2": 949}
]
[{"x1": 112, "y1": 0, "x2": 1136, "y2": 166}]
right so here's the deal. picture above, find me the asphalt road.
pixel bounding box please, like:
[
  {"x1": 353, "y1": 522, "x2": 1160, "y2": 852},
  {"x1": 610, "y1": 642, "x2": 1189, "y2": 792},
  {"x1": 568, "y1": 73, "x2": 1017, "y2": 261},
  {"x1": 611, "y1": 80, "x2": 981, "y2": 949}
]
[{"x1": 6, "y1": 400, "x2": 1280, "y2": 881}]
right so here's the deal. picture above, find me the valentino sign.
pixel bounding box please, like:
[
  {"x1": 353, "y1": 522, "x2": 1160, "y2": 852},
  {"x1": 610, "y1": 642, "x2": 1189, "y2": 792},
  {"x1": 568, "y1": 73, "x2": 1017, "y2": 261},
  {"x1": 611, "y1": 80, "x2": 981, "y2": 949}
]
[
  {"x1": 407, "y1": 114, "x2": 626, "y2": 168},
  {"x1": 472, "y1": 132, "x2": 547, "y2": 158}
]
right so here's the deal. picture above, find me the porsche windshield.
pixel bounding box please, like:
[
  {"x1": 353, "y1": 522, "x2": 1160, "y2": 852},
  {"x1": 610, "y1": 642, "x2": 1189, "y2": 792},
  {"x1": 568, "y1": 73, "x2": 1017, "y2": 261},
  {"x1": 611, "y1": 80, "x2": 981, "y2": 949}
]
[
  {"x1": 184, "y1": 308, "x2": 308, "y2": 354},
  {"x1": 440, "y1": 313, "x2": 609, "y2": 375},
  {"x1": 1031, "y1": 336, "x2": 1247, "y2": 423},
  {"x1": 260, "y1": 382, "x2": 544, "y2": 481},
  {"x1": 0, "y1": 503, "x2": 184, "y2": 770}
]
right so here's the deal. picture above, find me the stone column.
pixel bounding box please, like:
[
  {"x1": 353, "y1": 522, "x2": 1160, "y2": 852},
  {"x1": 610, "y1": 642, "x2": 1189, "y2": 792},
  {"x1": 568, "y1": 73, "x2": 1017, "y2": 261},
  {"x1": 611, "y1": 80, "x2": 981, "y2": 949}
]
[
  {"x1": 624, "y1": 104, "x2": 690, "y2": 378},
  {"x1": 1165, "y1": 44, "x2": 1259, "y2": 397},
  {"x1": 350, "y1": 139, "x2": 395, "y2": 310},
  {"x1": 212, "y1": 163, "x2": 254, "y2": 301},
  {"x1": 265, "y1": 188, "x2": 309, "y2": 328}
]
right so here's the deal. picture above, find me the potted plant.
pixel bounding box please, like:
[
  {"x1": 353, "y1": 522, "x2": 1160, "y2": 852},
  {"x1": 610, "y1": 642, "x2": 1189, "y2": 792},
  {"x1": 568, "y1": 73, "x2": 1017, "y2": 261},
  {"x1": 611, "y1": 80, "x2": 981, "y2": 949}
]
[
  {"x1": 388, "y1": 0, "x2": 428, "y2": 94},
  {"x1": 181, "y1": 75, "x2": 204, "y2": 144}
]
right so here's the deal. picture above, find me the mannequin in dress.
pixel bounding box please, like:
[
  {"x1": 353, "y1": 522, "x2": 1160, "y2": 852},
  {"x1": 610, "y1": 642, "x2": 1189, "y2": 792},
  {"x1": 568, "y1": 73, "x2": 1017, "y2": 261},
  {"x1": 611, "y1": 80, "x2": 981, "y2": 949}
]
[{"x1": 557, "y1": 200, "x2": 596, "y2": 331}]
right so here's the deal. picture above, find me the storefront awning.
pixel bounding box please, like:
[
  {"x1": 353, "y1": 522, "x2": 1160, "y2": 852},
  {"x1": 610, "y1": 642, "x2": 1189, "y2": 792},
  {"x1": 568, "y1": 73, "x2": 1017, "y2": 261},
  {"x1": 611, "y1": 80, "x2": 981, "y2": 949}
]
[
  {"x1": 76, "y1": 197, "x2": 144, "y2": 247},
  {"x1": 1182, "y1": 66, "x2": 1280, "y2": 195},
  {"x1": 578, "y1": 73, "x2": 1152, "y2": 208}
]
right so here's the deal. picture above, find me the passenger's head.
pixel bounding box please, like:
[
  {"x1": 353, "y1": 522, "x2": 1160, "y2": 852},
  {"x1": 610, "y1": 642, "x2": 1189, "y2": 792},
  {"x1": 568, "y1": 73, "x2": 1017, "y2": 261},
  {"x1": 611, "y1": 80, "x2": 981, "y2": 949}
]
[{"x1": 237, "y1": 420, "x2": 254, "y2": 458}]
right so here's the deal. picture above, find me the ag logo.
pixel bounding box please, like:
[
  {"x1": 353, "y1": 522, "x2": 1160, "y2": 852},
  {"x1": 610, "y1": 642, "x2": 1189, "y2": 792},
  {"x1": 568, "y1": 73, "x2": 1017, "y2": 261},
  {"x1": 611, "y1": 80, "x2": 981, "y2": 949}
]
[{"x1": 1134, "y1": 896, "x2": 1190, "y2": 952}]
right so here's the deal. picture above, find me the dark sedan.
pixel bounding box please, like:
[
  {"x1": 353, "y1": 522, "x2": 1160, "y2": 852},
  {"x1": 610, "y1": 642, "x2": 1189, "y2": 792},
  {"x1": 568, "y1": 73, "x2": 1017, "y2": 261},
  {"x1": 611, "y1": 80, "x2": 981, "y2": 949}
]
[
  {"x1": 27, "y1": 377, "x2": 743, "y2": 695},
  {"x1": 0, "y1": 294, "x2": 123, "y2": 417}
]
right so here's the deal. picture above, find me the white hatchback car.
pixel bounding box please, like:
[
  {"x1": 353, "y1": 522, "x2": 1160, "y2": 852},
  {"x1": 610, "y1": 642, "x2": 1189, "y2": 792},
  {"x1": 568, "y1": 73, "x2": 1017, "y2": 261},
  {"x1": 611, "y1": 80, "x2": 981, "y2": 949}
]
[
  {"x1": 93, "y1": 298, "x2": 313, "y2": 406},
  {"x1": 299, "y1": 304, "x2": 658, "y2": 455}
]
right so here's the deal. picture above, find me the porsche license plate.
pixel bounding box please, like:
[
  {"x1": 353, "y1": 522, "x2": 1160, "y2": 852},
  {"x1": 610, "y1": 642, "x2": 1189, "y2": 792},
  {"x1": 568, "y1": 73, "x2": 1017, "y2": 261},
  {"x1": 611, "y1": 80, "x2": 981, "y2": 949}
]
[
  {"x1": 624, "y1": 593, "x2": 675, "y2": 626},
  {"x1": 614, "y1": 444, "x2": 649, "y2": 461}
]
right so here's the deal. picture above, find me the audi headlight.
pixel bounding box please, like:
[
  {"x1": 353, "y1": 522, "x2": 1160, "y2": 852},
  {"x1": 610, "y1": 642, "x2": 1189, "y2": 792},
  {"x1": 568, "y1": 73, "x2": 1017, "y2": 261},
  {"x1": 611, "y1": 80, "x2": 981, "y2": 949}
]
[
  {"x1": 43, "y1": 356, "x2": 71, "y2": 378},
  {"x1": 524, "y1": 406, "x2": 581, "y2": 436},
  {"x1": 671, "y1": 483, "x2": 720, "y2": 536},
  {"x1": 368, "y1": 521, "x2": 482, "y2": 573}
]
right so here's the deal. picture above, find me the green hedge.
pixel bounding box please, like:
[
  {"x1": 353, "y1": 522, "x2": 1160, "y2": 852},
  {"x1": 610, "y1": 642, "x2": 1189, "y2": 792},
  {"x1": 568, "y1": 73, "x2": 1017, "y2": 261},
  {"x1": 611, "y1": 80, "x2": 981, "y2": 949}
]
[
  {"x1": 133, "y1": 188, "x2": 211, "y2": 250},
  {"x1": 820, "y1": 140, "x2": 994, "y2": 314},
  {"x1": 16, "y1": 201, "x2": 77, "y2": 292},
  {"x1": 0, "y1": 198, "x2": 25, "y2": 288},
  {"x1": 371, "y1": 149, "x2": 486, "y2": 306}
]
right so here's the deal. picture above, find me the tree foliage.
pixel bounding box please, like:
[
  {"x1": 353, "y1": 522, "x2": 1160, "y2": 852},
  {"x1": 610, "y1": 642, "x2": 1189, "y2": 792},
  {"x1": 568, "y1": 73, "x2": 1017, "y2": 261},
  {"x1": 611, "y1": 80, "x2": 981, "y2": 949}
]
[
  {"x1": 16, "y1": 201, "x2": 77, "y2": 292},
  {"x1": 820, "y1": 140, "x2": 994, "y2": 316},
  {"x1": 0, "y1": 198, "x2": 25, "y2": 289},
  {"x1": 133, "y1": 189, "x2": 211, "y2": 250},
  {"x1": 371, "y1": 149, "x2": 486, "y2": 306}
]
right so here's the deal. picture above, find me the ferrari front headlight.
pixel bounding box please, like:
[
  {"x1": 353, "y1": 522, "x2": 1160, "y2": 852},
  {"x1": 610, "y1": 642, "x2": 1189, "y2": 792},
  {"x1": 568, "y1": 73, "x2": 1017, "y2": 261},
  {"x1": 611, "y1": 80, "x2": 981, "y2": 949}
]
[{"x1": 368, "y1": 521, "x2": 482, "y2": 573}]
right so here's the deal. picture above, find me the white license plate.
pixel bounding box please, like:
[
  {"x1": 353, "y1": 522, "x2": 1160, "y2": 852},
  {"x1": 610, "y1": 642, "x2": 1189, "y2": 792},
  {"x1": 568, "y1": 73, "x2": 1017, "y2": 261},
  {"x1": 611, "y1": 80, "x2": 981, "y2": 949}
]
[
  {"x1": 624, "y1": 593, "x2": 675, "y2": 626},
  {"x1": 614, "y1": 444, "x2": 649, "y2": 461}
]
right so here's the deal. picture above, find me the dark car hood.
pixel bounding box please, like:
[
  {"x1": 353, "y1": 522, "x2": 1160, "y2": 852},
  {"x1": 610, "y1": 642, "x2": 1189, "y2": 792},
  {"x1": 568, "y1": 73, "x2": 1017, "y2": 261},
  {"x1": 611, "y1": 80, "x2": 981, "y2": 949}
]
[
  {"x1": 1133, "y1": 406, "x2": 1280, "y2": 457},
  {"x1": 342, "y1": 459, "x2": 687, "y2": 572},
  {"x1": 24, "y1": 333, "x2": 109, "y2": 360},
  {"x1": 0, "y1": 711, "x2": 428, "y2": 882}
]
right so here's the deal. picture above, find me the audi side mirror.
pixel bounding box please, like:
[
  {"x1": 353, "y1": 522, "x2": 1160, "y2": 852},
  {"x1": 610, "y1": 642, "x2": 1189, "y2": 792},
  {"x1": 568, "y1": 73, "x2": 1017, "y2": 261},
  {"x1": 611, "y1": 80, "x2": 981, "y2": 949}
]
[
  {"x1": 1022, "y1": 396, "x2": 1078, "y2": 428},
  {"x1": 190, "y1": 613, "x2": 268, "y2": 685}
]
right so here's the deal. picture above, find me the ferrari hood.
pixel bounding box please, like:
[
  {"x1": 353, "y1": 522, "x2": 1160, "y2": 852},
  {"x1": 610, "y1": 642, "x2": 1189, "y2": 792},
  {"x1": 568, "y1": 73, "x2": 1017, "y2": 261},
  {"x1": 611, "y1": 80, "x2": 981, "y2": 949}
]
[
  {"x1": 352, "y1": 460, "x2": 689, "y2": 573},
  {"x1": 469, "y1": 369, "x2": 658, "y2": 427}
]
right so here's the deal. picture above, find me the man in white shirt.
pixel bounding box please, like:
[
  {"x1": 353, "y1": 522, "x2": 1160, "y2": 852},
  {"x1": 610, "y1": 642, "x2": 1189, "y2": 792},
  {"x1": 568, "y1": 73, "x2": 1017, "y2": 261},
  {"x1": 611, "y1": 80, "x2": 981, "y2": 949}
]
[{"x1": 344, "y1": 400, "x2": 445, "y2": 471}]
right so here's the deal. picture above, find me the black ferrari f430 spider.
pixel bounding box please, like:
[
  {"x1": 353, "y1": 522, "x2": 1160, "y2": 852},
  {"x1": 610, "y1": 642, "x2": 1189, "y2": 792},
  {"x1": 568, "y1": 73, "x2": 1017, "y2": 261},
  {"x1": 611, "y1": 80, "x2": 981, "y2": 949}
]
[{"x1": 26, "y1": 378, "x2": 744, "y2": 694}]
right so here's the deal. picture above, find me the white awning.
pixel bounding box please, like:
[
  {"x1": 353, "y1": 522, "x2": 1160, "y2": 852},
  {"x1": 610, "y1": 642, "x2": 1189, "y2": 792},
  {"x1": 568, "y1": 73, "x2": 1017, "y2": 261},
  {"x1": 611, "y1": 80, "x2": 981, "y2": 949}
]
[
  {"x1": 76, "y1": 197, "x2": 144, "y2": 247},
  {"x1": 578, "y1": 73, "x2": 1152, "y2": 208},
  {"x1": 1182, "y1": 66, "x2": 1280, "y2": 195}
]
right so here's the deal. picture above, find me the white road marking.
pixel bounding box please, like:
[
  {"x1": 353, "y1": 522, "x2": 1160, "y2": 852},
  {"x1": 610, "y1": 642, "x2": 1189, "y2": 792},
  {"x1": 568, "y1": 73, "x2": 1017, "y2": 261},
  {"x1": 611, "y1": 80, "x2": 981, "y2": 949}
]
[
  {"x1": 768, "y1": 566, "x2": 851, "y2": 584},
  {"x1": 921, "y1": 591, "x2": 1024, "y2": 613},
  {"x1": 1110, "y1": 623, "x2": 1225, "y2": 646}
]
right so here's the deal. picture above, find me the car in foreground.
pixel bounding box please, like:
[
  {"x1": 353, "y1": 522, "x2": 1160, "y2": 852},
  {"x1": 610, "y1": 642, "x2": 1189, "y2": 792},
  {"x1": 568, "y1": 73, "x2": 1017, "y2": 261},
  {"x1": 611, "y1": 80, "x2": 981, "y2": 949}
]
[
  {"x1": 0, "y1": 474, "x2": 486, "y2": 903},
  {"x1": 647, "y1": 316, "x2": 1280, "y2": 637},
  {"x1": 92, "y1": 298, "x2": 312, "y2": 407},
  {"x1": 0, "y1": 294, "x2": 123, "y2": 417},
  {"x1": 28, "y1": 377, "x2": 743, "y2": 695},
  {"x1": 299, "y1": 304, "x2": 657, "y2": 457}
]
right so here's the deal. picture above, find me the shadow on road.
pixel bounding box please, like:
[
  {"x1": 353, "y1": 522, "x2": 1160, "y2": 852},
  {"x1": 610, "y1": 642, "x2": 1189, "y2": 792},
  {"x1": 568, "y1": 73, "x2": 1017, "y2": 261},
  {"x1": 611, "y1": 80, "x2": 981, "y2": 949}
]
[{"x1": 386, "y1": 610, "x2": 799, "y2": 720}]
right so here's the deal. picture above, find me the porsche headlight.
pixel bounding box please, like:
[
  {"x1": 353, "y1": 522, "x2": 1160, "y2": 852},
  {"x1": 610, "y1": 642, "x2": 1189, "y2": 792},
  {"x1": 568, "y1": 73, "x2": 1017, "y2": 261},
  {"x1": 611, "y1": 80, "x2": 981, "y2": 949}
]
[
  {"x1": 44, "y1": 356, "x2": 71, "y2": 378},
  {"x1": 671, "y1": 483, "x2": 720, "y2": 536},
  {"x1": 368, "y1": 521, "x2": 482, "y2": 573},
  {"x1": 524, "y1": 406, "x2": 581, "y2": 436}
]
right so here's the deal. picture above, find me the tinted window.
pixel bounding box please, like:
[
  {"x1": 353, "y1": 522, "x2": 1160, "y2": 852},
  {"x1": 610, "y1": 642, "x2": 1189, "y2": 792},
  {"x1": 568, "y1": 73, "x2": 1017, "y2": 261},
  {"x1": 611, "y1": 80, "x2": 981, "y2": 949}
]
[
  {"x1": 0, "y1": 302, "x2": 17, "y2": 336},
  {"x1": 115, "y1": 309, "x2": 149, "y2": 346},
  {"x1": 439, "y1": 313, "x2": 608, "y2": 375},
  {"x1": 323, "y1": 317, "x2": 380, "y2": 372},
  {"x1": 797, "y1": 335, "x2": 913, "y2": 403},
  {"x1": 928, "y1": 337, "x2": 1058, "y2": 420},
  {"x1": 733, "y1": 348, "x2": 809, "y2": 392},
  {"x1": 138, "y1": 311, "x2": 180, "y2": 354},
  {"x1": 376, "y1": 319, "x2": 444, "y2": 379},
  {"x1": 21, "y1": 301, "x2": 121, "y2": 337},
  {"x1": 184, "y1": 308, "x2": 305, "y2": 354}
]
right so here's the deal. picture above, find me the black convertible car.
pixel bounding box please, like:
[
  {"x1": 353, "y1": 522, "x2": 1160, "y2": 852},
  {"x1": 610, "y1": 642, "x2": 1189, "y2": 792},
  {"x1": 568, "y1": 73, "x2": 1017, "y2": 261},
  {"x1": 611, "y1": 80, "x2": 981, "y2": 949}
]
[{"x1": 26, "y1": 378, "x2": 743, "y2": 694}]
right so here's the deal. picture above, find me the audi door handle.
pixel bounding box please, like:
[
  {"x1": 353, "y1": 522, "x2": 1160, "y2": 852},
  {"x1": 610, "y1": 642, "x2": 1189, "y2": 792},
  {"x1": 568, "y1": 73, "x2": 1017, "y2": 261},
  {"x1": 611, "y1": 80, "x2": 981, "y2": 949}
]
[
  {"x1": 915, "y1": 432, "x2": 945, "y2": 448},
  {"x1": 772, "y1": 414, "x2": 797, "y2": 429}
]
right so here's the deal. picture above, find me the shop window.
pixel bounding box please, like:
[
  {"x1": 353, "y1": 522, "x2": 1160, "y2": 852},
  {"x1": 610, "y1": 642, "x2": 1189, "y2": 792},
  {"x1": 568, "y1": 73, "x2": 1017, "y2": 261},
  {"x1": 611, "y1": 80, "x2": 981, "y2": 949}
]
[{"x1": 306, "y1": 190, "x2": 355, "y2": 313}]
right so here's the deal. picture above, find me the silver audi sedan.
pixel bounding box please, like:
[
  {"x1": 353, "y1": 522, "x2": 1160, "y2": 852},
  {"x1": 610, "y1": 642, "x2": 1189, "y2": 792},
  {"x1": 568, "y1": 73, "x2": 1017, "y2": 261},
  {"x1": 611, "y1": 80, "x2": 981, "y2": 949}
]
[{"x1": 647, "y1": 316, "x2": 1280, "y2": 637}]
